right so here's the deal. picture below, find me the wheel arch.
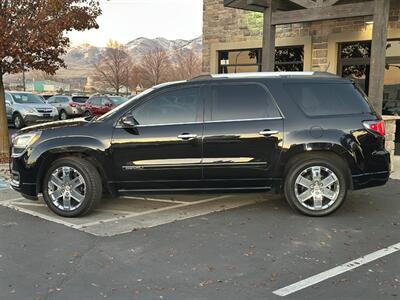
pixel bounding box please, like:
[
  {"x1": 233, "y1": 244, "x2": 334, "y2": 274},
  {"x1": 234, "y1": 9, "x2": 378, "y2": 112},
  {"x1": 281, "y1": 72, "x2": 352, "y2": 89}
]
[{"x1": 279, "y1": 143, "x2": 357, "y2": 190}]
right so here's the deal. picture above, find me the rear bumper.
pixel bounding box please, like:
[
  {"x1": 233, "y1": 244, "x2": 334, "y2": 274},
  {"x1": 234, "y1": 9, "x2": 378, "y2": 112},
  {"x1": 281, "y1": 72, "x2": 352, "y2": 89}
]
[
  {"x1": 352, "y1": 150, "x2": 391, "y2": 190},
  {"x1": 352, "y1": 171, "x2": 390, "y2": 190}
]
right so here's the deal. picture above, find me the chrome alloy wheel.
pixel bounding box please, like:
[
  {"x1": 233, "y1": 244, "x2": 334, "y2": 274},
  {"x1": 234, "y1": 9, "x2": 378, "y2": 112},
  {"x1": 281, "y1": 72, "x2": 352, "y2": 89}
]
[
  {"x1": 294, "y1": 166, "x2": 340, "y2": 211},
  {"x1": 47, "y1": 166, "x2": 86, "y2": 211}
]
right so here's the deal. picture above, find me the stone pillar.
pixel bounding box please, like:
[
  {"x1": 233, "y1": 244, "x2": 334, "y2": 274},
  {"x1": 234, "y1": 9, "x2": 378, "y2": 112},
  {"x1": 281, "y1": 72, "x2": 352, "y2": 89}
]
[{"x1": 383, "y1": 116, "x2": 400, "y2": 172}]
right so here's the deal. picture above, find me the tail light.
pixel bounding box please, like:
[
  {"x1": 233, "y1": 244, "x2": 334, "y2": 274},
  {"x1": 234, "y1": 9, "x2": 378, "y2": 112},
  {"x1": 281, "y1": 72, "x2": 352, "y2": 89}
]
[
  {"x1": 363, "y1": 120, "x2": 385, "y2": 137},
  {"x1": 69, "y1": 102, "x2": 77, "y2": 107}
]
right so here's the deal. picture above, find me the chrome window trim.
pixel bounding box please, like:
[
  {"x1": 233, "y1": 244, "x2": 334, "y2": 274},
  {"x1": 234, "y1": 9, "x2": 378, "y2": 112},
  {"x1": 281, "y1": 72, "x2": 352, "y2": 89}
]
[
  {"x1": 115, "y1": 117, "x2": 283, "y2": 128},
  {"x1": 204, "y1": 117, "x2": 283, "y2": 124}
]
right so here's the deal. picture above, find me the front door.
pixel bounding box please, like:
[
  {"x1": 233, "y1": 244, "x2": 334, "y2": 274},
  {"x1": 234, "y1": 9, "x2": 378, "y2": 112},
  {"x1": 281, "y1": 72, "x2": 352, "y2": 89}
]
[
  {"x1": 202, "y1": 82, "x2": 284, "y2": 189},
  {"x1": 111, "y1": 85, "x2": 204, "y2": 191}
]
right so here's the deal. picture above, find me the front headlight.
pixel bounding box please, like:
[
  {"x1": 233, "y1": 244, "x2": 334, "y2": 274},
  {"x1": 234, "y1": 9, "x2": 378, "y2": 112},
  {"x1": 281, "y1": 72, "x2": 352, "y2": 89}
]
[
  {"x1": 25, "y1": 108, "x2": 36, "y2": 114},
  {"x1": 12, "y1": 132, "x2": 42, "y2": 157}
]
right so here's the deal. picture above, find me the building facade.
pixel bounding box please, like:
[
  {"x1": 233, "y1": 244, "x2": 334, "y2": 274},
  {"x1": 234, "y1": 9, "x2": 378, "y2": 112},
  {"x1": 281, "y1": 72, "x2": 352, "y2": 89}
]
[{"x1": 202, "y1": 0, "x2": 400, "y2": 114}]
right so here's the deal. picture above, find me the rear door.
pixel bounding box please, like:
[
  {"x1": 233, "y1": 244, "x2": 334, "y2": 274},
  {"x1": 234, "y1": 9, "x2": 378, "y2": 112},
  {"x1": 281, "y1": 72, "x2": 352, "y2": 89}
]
[{"x1": 203, "y1": 82, "x2": 284, "y2": 189}]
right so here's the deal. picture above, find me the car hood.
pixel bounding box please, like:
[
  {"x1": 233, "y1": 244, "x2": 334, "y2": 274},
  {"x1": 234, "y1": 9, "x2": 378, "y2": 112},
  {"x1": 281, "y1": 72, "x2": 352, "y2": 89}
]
[
  {"x1": 18, "y1": 118, "x2": 89, "y2": 134},
  {"x1": 18, "y1": 103, "x2": 54, "y2": 110}
]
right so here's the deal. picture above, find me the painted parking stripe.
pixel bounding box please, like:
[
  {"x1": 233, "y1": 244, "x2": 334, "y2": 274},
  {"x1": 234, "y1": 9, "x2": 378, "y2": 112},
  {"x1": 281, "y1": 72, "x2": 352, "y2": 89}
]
[
  {"x1": 273, "y1": 242, "x2": 400, "y2": 297},
  {"x1": 77, "y1": 195, "x2": 231, "y2": 228},
  {"x1": 122, "y1": 196, "x2": 187, "y2": 204}
]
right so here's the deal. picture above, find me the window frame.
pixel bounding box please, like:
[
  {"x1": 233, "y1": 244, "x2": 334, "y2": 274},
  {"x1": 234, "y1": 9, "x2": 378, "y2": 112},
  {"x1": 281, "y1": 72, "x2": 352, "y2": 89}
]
[{"x1": 204, "y1": 82, "x2": 283, "y2": 123}]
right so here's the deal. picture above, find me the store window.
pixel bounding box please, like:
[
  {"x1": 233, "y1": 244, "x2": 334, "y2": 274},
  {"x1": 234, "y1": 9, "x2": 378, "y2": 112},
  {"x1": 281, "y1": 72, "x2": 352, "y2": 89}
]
[
  {"x1": 338, "y1": 39, "x2": 400, "y2": 116},
  {"x1": 218, "y1": 46, "x2": 304, "y2": 74}
]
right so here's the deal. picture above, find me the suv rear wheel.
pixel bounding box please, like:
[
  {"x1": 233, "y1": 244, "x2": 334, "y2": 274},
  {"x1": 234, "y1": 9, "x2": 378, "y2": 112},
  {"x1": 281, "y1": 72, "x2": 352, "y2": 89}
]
[
  {"x1": 42, "y1": 157, "x2": 102, "y2": 217},
  {"x1": 284, "y1": 154, "x2": 348, "y2": 216}
]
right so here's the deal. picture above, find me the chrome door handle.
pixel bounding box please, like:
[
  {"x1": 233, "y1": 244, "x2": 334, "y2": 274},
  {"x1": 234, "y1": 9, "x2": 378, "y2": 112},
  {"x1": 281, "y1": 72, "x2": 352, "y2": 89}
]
[
  {"x1": 177, "y1": 133, "x2": 198, "y2": 140},
  {"x1": 259, "y1": 130, "x2": 279, "y2": 136}
]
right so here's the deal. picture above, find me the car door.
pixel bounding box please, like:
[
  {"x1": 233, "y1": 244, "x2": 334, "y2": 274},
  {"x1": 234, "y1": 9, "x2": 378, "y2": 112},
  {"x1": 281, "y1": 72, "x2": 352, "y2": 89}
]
[
  {"x1": 110, "y1": 85, "x2": 204, "y2": 191},
  {"x1": 202, "y1": 82, "x2": 284, "y2": 189},
  {"x1": 101, "y1": 97, "x2": 113, "y2": 115}
]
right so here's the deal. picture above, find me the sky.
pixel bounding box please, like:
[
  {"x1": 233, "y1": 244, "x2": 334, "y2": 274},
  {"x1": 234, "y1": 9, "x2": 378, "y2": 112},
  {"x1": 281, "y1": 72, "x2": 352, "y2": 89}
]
[{"x1": 68, "y1": 0, "x2": 203, "y2": 46}]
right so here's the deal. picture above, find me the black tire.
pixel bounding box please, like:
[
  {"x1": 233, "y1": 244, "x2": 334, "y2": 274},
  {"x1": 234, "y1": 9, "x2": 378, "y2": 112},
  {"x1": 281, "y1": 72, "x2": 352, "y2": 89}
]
[
  {"x1": 42, "y1": 157, "x2": 102, "y2": 217},
  {"x1": 84, "y1": 110, "x2": 92, "y2": 118},
  {"x1": 59, "y1": 110, "x2": 68, "y2": 120},
  {"x1": 13, "y1": 113, "x2": 25, "y2": 129},
  {"x1": 283, "y1": 153, "x2": 348, "y2": 217}
]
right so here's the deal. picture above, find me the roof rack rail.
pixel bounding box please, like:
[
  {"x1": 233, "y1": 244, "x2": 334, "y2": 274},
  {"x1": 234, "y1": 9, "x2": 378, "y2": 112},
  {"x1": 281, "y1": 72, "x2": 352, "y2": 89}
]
[
  {"x1": 190, "y1": 74, "x2": 213, "y2": 81},
  {"x1": 190, "y1": 71, "x2": 340, "y2": 80}
]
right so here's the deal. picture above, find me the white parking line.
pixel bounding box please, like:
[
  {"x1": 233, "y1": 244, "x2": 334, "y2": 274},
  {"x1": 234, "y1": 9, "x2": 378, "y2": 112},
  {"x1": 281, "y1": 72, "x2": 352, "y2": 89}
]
[
  {"x1": 3, "y1": 203, "x2": 81, "y2": 229},
  {"x1": 273, "y1": 242, "x2": 400, "y2": 297},
  {"x1": 0, "y1": 187, "x2": 11, "y2": 191},
  {"x1": 77, "y1": 195, "x2": 231, "y2": 228},
  {"x1": 121, "y1": 196, "x2": 187, "y2": 204}
]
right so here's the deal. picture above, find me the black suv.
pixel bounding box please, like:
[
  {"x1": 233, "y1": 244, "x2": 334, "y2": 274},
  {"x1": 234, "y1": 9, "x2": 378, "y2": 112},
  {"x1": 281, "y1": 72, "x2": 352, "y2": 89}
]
[{"x1": 10, "y1": 72, "x2": 390, "y2": 217}]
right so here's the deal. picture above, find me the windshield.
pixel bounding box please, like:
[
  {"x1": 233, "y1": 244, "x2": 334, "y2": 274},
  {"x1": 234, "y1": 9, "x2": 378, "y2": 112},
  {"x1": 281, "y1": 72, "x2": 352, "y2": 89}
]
[
  {"x1": 12, "y1": 93, "x2": 45, "y2": 104},
  {"x1": 110, "y1": 96, "x2": 127, "y2": 106},
  {"x1": 97, "y1": 88, "x2": 155, "y2": 121}
]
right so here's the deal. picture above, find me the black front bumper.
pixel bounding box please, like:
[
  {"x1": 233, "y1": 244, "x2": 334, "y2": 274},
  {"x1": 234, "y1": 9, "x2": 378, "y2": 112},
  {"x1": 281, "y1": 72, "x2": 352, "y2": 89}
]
[{"x1": 9, "y1": 157, "x2": 39, "y2": 200}]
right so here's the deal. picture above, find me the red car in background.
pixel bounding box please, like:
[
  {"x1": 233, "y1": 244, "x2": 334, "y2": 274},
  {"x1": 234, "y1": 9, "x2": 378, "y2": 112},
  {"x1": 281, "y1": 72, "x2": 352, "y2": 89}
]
[{"x1": 83, "y1": 95, "x2": 128, "y2": 117}]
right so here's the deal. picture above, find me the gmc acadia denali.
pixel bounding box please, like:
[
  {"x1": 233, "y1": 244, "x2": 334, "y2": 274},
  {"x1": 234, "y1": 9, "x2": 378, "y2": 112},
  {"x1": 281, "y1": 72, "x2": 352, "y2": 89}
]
[{"x1": 9, "y1": 72, "x2": 390, "y2": 217}]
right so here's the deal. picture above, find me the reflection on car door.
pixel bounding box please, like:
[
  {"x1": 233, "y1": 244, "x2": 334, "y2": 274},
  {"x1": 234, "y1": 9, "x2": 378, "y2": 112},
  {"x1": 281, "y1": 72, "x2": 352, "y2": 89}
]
[
  {"x1": 202, "y1": 82, "x2": 284, "y2": 189},
  {"x1": 111, "y1": 85, "x2": 205, "y2": 192}
]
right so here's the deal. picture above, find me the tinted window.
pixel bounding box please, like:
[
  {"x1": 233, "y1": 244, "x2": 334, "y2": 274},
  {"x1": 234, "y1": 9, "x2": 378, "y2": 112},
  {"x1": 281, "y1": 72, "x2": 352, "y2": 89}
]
[
  {"x1": 211, "y1": 84, "x2": 280, "y2": 121},
  {"x1": 133, "y1": 87, "x2": 201, "y2": 125},
  {"x1": 285, "y1": 83, "x2": 372, "y2": 116},
  {"x1": 72, "y1": 96, "x2": 89, "y2": 103},
  {"x1": 58, "y1": 97, "x2": 70, "y2": 103},
  {"x1": 110, "y1": 96, "x2": 127, "y2": 106},
  {"x1": 90, "y1": 98, "x2": 101, "y2": 105}
]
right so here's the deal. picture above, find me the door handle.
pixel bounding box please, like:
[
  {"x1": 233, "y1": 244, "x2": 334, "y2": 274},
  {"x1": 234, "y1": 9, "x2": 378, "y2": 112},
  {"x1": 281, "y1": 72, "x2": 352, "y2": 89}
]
[
  {"x1": 259, "y1": 130, "x2": 279, "y2": 136},
  {"x1": 177, "y1": 133, "x2": 198, "y2": 140}
]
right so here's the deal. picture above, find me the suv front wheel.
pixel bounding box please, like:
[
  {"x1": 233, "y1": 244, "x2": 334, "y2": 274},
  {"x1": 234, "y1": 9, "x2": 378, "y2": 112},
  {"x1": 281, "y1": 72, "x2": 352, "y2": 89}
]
[
  {"x1": 284, "y1": 154, "x2": 348, "y2": 216},
  {"x1": 42, "y1": 157, "x2": 102, "y2": 217}
]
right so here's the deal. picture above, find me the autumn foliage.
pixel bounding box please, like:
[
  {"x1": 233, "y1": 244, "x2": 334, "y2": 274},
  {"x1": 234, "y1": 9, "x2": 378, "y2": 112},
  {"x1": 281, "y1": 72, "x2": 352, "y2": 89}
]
[{"x1": 0, "y1": 0, "x2": 101, "y2": 161}]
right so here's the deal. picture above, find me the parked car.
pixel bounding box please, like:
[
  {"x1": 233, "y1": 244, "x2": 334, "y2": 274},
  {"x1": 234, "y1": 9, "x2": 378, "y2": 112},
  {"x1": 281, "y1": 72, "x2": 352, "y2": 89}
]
[
  {"x1": 83, "y1": 95, "x2": 127, "y2": 117},
  {"x1": 47, "y1": 95, "x2": 89, "y2": 120},
  {"x1": 5, "y1": 91, "x2": 59, "y2": 129},
  {"x1": 9, "y1": 72, "x2": 390, "y2": 217}
]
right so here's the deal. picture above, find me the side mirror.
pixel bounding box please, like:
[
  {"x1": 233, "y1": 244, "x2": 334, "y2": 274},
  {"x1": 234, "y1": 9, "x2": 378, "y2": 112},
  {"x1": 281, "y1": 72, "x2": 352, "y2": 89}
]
[
  {"x1": 105, "y1": 101, "x2": 112, "y2": 107},
  {"x1": 5, "y1": 101, "x2": 11, "y2": 106},
  {"x1": 120, "y1": 115, "x2": 137, "y2": 128}
]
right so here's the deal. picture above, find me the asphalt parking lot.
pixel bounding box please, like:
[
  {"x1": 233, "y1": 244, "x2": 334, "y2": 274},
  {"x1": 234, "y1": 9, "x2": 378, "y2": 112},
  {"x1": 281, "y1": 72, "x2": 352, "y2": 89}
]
[{"x1": 0, "y1": 170, "x2": 399, "y2": 299}]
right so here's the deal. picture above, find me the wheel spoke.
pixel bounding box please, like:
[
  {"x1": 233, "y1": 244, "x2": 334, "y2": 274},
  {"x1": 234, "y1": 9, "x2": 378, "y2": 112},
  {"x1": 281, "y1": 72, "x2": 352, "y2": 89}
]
[
  {"x1": 297, "y1": 190, "x2": 313, "y2": 202},
  {"x1": 70, "y1": 176, "x2": 84, "y2": 189},
  {"x1": 50, "y1": 174, "x2": 63, "y2": 188},
  {"x1": 311, "y1": 166, "x2": 321, "y2": 181},
  {"x1": 313, "y1": 194, "x2": 323, "y2": 209},
  {"x1": 63, "y1": 194, "x2": 71, "y2": 211},
  {"x1": 322, "y1": 174, "x2": 337, "y2": 188},
  {"x1": 71, "y1": 190, "x2": 84, "y2": 203},
  {"x1": 50, "y1": 189, "x2": 63, "y2": 201},
  {"x1": 62, "y1": 167, "x2": 71, "y2": 182},
  {"x1": 322, "y1": 187, "x2": 336, "y2": 200},
  {"x1": 297, "y1": 175, "x2": 313, "y2": 189}
]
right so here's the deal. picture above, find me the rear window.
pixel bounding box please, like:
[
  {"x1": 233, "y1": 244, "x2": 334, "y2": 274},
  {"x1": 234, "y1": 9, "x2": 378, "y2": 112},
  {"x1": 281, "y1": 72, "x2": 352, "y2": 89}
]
[
  {"x1": 285, "y1": 83, "x2": 372, "y2": 116},
  {"x1": 72, "y1": 96, "x2": 89, "y2": 103}
]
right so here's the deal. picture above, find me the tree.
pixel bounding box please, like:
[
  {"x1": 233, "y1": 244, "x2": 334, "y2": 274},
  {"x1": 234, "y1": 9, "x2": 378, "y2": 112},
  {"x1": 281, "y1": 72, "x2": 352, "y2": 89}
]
[
  {"x1": 93, "y1": 40, "x2": 132, "y2": 95},
  {"x1": 172, "y1": 49, "x2": 202, "y2": 80},
  {"x1": 0, "y1": 0, "x2": 101, "y2": 162},
  {"x1": 137, "y1": 48, "x2": 171, "y2": 87}
]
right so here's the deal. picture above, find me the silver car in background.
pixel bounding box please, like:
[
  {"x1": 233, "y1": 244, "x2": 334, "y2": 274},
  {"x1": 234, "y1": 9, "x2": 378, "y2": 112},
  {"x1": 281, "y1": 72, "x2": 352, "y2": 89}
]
[
  {"x1": 46, "y1": 95, "x2": 89, "y2": 120},
  {"x1": 5, "y1": 91, "x2": 59, "y2": 129}
]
